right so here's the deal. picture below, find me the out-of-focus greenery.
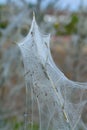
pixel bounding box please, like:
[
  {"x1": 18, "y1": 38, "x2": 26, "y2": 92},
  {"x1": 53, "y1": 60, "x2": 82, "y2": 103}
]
[
  {"x1": 64, "y1": 14, "x2": 78, "y2": 34},
  {"x1": 0, "y1": 21, "x2": 8, "y2": 29},
  {"x1": 2, "y1": 118, "x2": 39, "y2": 130},
  {"x1": 54, "y1": 14, "x2": 79, "y2": 35}
]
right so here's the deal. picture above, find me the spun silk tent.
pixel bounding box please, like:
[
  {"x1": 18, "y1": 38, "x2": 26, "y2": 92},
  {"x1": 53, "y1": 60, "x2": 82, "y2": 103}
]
[{"x1": 18, "y1": 13, "x2": 87, "y2": 130}]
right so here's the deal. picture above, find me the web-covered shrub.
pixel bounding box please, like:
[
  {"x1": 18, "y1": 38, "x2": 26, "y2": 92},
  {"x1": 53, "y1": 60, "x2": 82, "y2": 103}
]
[{"x1": 18, "y1": 14, "x2": 87, "y2": 130}]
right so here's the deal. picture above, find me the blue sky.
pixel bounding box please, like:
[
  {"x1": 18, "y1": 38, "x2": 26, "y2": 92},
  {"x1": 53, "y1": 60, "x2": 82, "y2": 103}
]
[{"x1": 0, "y1": 0, "x2": 87, "y2": 11}]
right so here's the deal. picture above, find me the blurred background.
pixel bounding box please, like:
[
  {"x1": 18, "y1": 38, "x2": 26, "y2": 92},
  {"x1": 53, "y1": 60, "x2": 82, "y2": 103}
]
[{"x1": 0, "y1": 0, "x2": 87, "y2": 130}]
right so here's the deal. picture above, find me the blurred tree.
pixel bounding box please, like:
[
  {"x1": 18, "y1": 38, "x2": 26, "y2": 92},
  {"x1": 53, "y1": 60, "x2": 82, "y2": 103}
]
[
  {"x1": 64, "y1": 14, "x2": 78, "y2": 34},
  {"x1": 54, "y1": 13, "x2": 78, "y2": 35}
]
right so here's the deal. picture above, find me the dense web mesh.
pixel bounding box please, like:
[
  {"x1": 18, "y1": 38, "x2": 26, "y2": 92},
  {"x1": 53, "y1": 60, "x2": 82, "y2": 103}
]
[{"x1": 18, "y1": 14, "x2": 87, "y2": 130}]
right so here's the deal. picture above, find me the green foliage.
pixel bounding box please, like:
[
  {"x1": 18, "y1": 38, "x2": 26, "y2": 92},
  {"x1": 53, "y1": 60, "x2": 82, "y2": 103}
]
[
  {"x1": 13, "y1": 122, "x2": 39, "y2": 130},
  {"x1": 54, "y1": 14, "x2": 79, "y2": 35},
  {"x1": 4, "y1": 117, "x2": 39, "y2": 130},
  {"x1": 0, "y1": 21, "x2": 8, "y2": 29},
  {"x1": 54, "y1": 23, "x2": 59, "y2": 29},
  {"x1": 28, "y1": 124, "x2": 39, "y2": 130},
  {"x1": 14, "y1": 123, "x2": 19, "y2": 129},
  {"x1": 64, "y1": 14, "x2": 78, "y2": 34}
]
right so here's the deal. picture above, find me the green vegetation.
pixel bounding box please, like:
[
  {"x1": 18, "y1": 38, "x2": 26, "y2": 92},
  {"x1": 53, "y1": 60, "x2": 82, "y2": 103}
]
[
  {"x1": 0, "y1": 21, "x2": 8, "y2": 29},
  {"x1": 54, "y1": 14, "x2": 79, "y2": 35},
  {"x1": 13, "y1": 122, "x2": 39, "y2": 130},
  {"x1": 65, "y1": 14, "x2": 78, "y2": 34},
  {"x1": 5, "y1": 118, "x2": 39, "y2": 130}
]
